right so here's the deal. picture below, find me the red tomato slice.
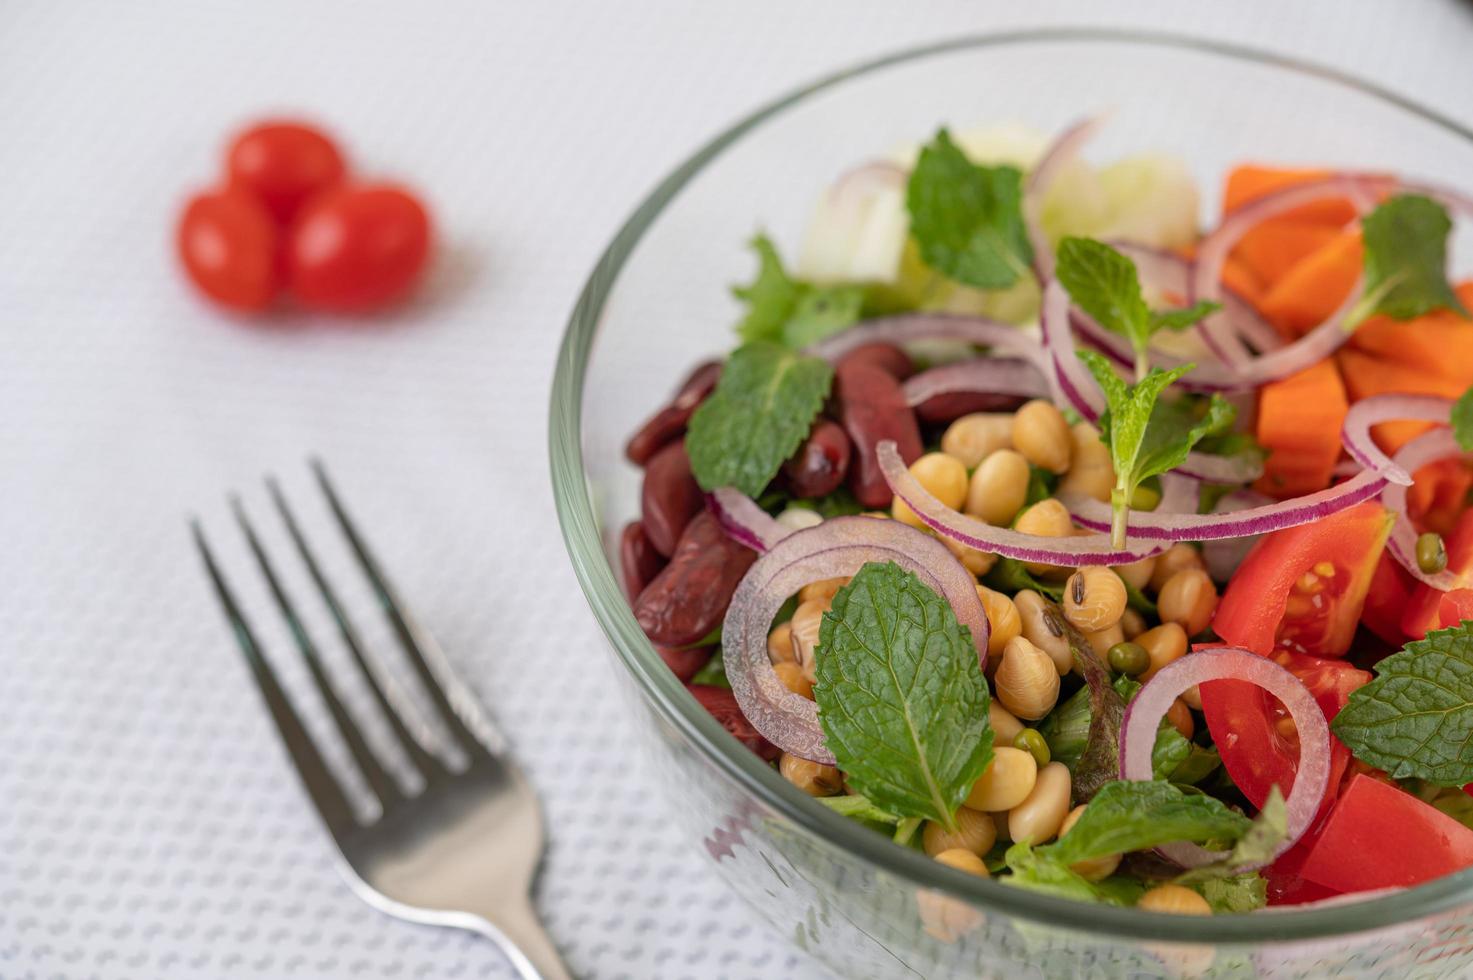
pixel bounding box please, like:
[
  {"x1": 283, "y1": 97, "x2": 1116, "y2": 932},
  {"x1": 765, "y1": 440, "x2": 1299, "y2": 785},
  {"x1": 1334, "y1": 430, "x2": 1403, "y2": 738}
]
[
  {"x1": 1439, "y1": 589, "x2": 1473, "y2": 630},
  {"x1": 1299, "y1": 775, "x2": 1473, "y2": 892},
  {"x1": 1361, "y1": 551, "x2": 1415, "y2": 646},
  {"x1": 1214, "y1": 501, "x2": 1392, "y2": 658},
  {"x1": 1200, "y1": 652, "x2": 1368, "y2": 816},
  {"x1": 1403, "y1": 508, "x2": 1473, "y2": 639}
]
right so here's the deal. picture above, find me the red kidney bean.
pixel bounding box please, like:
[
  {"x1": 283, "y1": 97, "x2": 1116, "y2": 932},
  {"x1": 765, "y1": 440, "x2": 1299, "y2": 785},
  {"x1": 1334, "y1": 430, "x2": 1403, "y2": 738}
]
[
  {"x1": 620, "y1": 521, "x2": 667, "y2": 601},
  {"x1": 625, "y1": 360, "x2": 722, "y2": 465},
  {"x1": 634, "y1": 510, "x2": 756, "y2": 647},
  {"x1": 834, "y1": 361, "x2": 923, "y2": 508},
  {"x1": 782, "y1": 419, "x2": 851, "y2": 498},
  {"x1": 836, "y1": 342, "x2": 914, "y2": 381},
  {"x1": 641, "y1": 441, "x2": 704, "y2": 557},
  {"x1": 688, "y1": 684, "x2": 780, "y2": 760},
  {"x1": 915, "y1": 391, "x2": 1028, "y2": 425},
  {"x1": 657, "y1": 645, "x2": 711, "y2": 683}
]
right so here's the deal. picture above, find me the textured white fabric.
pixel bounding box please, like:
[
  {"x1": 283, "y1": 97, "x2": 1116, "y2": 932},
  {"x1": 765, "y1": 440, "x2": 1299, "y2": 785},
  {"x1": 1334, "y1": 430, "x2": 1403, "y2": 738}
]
[{"x1": 2, "y1": 2, "x2": 1471, "y2": 977}]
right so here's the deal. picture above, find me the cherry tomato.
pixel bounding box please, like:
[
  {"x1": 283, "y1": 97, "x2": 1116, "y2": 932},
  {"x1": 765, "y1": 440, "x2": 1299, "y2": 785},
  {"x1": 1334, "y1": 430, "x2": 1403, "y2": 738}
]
[
  {"x1": 1213, "y1": 502, "x2": 1392, "y2": 658},
  {"x1": 1403, "y1": 508, "x2": 1473, "y2": 638},
  {"x1": 287, "y1": 185, "x2": 431, "y2": 312},
  {"x1": 176, "y1": 189, "x2": 280, "y2": 311},
  {"x1": 1201, "y1": 651, "x2": 1369, "y2": 818},
  {"x1": 226, "y1": 121, "x2": 346, "y2": 224},
  {"x1": 687, "y1": 685, "x2": 779, "y2": 761},
  {"x1": 1298, "y1": 775, "x2": 1473, "y2": 892}
]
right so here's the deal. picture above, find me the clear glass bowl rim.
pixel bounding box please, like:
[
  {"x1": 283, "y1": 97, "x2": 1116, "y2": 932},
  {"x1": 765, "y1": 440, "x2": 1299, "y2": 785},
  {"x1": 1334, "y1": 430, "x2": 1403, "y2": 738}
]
[{"x1": 549, "y1": 25, "x2": 1473, "y2": 944}]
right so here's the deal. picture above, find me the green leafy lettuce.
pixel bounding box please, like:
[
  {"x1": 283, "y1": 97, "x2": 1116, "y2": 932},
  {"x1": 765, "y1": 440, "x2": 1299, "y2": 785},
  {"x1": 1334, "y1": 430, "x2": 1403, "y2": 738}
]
[
  {"x1": 906, "y1": 129, "x2": 1033, "y2": 290},
  {"x1": 1356, "y1": 194, "x2": 1470, "y2": 324},
  {"x1": 1332, "y1": 622, "x2": 1473, "y2": 785},
  {"x1": 685, "y1": 341, "x2": 833, "y2": 497},
  {"x1": 814, "y1": 562, "x2": 993, "y2": 831},
  {"x1": 1040, "y1": 780, "x2": 1252, "y2": 867},
  {"x1": 1078, "y1": 351, "x2": 1234, "y2": 547},
  {"x1": 1002, "y1": 841, "x2": 1145, "y2": 906},
  {"x1": 733, "y1": 234, "x2": 866, "y2": 347},
  {"x1": 1174, "y1": 788, "x2": 1287, "y2": 885},
  {"x1": 1056, "y1": 237, "x2": 1221, "y2": 380}
]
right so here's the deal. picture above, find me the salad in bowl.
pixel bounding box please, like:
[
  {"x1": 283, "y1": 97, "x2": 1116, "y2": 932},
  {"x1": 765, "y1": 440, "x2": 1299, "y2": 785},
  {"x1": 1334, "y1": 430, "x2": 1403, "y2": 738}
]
[{"x1": 617, "y1": 116, "x2": 1473, "y2": 920}]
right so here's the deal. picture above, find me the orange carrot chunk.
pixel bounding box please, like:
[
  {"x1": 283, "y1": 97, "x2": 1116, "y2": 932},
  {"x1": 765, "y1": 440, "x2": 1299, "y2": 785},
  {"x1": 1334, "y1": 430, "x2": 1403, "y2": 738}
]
[
  {"x1": 1258, "y1": 232, "x2": 1363, "y2": 338},
  {"x1": 1254, "y1": 359, "x2": 1348, "y2": 499}
]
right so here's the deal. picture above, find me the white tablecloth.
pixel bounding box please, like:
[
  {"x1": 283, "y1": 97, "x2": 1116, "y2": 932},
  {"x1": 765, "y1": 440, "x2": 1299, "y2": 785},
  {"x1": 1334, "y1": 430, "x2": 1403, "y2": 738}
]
[{"x1": 3, "y1": 2, "x2": 1471, "y2": 977}]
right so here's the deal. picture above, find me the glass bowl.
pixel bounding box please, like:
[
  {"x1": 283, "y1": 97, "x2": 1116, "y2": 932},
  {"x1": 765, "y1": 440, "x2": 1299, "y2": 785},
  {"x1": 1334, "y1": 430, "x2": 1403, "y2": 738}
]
[{"x1": 551, "y1": 28, "x2": 1473, "y2": 979}]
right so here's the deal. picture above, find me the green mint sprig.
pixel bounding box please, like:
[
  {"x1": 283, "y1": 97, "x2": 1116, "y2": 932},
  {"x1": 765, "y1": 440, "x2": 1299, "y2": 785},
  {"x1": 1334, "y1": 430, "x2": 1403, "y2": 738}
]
[
  {"x1": 1332, "y1": 621, "x2": 1473, "y2": 785},
  {"x1": 906, "y1": 129, "x2": 1033, "y2": 290},
  {"x1": 733, "y1": 234, "x2": 866, "y2": 348},
  {"x1": 1173, "y1": 788, "x2": 1287, "y2": 885},
  {"x1": 814, "y1": 562, "x2": 993, "y2": 831},
  {"x1": 1040, "y1": 779, "x2": 1252, "y2": 867},
  {"x1": 685, "y1": 341, "x2": 833, "y2": 497},
  {"x1": 1353, "y1": 194, "x2": 1469, "y2": 326},
  {"x1": 1078, "y1": 351, "x2": 1234, "y2": 548},
  {"x1": 1056, "y1": 236, "x2": 1221, "y2": 381}
]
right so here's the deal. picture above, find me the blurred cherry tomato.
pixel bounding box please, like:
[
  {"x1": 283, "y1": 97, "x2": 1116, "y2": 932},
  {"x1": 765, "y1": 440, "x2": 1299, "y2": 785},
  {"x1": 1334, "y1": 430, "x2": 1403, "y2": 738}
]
[
  {"x1": 176, "y1": 189, "x2": 280, "y2": 311},
  {"x1": 287, "y1": 185, "x2": 431, "y2": 312},
  {"x1": 226, "y1": 121, "x2": 346, "y2": 224}
]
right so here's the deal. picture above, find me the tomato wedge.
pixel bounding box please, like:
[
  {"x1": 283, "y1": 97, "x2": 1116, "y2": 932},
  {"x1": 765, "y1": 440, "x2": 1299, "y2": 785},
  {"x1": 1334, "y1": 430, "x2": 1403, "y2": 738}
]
[
  {"x1": 1213, "y1": 502, "x2": 1392, "y2": 658},
  {"x1": 1440, "y1": 589, "x2": 1473, "y2": 630},
  {"x1": 1403, "y1": 508, "x2": 1473, "y2": 639},
  {"x1": 1299, "y1": 775, "x2": 1473, "y2": 892},
  {"x1": 1201, "y1": 652, "x2": 1368, "y2": 812},
  {"x1": 1361, "y1": 552, "x2": 1415, "y2": 646}
]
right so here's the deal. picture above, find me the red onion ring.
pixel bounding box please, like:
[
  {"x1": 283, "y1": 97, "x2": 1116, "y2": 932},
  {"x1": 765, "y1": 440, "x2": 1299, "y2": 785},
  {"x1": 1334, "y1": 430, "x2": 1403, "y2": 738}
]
[
  {"x1": 1024, "y1": 116, "x2": 1104, "y2": 282},
  {"x1": 1201, "y1": 489, "x2": 1274, "y2": 581},
  {"x1": 708, "y1": 488, "x2": 788, "y2": 553},
  {"x1": 831, "y1": 160, "x2": 907, "y2": 207},
  {"x1": 722, "y1": 517, "x2": 990, "y2": 764},
  {"x1": 1155, "y1": 472, "x2": 1200, "y2": 516},
  {"x1": 1120, "y1": 647, "x2": 1330, "y2": 868},
  {"x1": 806, "y1": 313, "x2": 1044, "y2": 367},
  {"x1": 1384, "y1": 428, "x2": 1473, "y2": 591},
  {"x1": 901, "y1": 357, "x2": 1049, "y2": 408},
  {"x1": 1062, "y1": 469, "x2": 1386, "y2": 542},
  {"x1": 1342, "y1": 394, "x2": 1454, "y2": 486},
  {"x1": 878, "y1": 440, "x2": 1166, "y2": 564}
]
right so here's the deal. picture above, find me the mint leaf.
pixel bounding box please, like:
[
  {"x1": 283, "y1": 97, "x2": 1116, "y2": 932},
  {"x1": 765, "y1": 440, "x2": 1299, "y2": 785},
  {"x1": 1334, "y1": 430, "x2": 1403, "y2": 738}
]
[
  {"x1": 1041, "y1": 602, "x2": 1126, "y2": 802},
  {"x1": 685, "y1": 342, "x2": 833, "y2": 497},
  {"x1": 1150, "y1": 300, "x2": 1223, "y2": 333},
  {"x1": 1454, "y1": 385, "x2": 1473, "y2": 453},
  {"x1": 814, "y1": 562, "x2": 993, "y2": 829},
  {"x1": 907, "y1": 129, "x2": 1033, "y2": 289},
  {"x1": 1196, "y1": 875, "x2": 1268, "y2": 913},
  {"x1": 1359, "y1": 195, "x2": 1470, "y2": 323},
  {"x1": 1331, "y1": 622, "x2": 1473, "y2": 785},
  {"x1": 1056, "y1": 237, "x2": 1222, "y2": 379},
  {"x1": 1079, "y1": 352, "x2": 1230, "y2": 547},
  {"x1": 732, "y1": 235, "x2": 865, "y2": 347},
  {"x1": 1175, "y1": 788, "x2": 1287, "y2": 884},
  {"x1": 1002, "y1": 842, "x2": 1144, "y2": 905},
  {"x1": 814, "y1": 793, "x2": 903, "y2": 826},
  {"x1": 1041, "y1": 780, "x2": 1252, "y2": 866}
]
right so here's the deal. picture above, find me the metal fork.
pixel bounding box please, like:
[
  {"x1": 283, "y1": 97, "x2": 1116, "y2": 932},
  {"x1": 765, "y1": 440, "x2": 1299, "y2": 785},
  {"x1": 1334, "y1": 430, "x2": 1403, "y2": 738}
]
[{"x1": 191, "y1": 462, "x2": 571, "y2": 980}]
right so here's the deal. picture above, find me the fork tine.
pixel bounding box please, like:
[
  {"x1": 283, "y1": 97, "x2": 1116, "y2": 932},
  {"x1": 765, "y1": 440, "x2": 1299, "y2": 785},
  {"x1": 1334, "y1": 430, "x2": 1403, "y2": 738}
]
[
  {"x1": 310, "y1": 460, "x2": 486, "y2": 758},
  {"x1": 230, "y1": 497, "x2": 404, "y2": 808},
  {"x1": 191, "y1": 519, "x2": 357, "y2": 834},
  {"x1": 267, "y1": 477, "x2": 448, "y2": 783}
]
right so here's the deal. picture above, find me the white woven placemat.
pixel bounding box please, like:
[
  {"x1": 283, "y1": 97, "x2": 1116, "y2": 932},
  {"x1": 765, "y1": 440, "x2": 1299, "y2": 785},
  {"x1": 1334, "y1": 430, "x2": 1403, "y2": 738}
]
[{"x1": 2, "y1": 1, "x2": 1470, "y2": 977}]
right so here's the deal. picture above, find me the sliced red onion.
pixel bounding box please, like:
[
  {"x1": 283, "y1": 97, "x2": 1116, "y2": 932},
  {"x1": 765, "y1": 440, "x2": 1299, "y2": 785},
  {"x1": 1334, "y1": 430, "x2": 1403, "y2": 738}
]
[
  {"x1": 1201, "y1": 489, "x2": 1274, "y2": 581},
  {"x1": 901, "y1": 357, "x2": 1049, "y2": 408},
  {"x1": 1172, "y1": 451, "x2": 1266, "y2": 484},
  {"x1": 722, "y1": 517, "x2": 989, "y2": 764},
  {"x1": 1384, "y1": 429, "x2": 1472, "y2": 591},
  {"x1": 1063, "y1": 469, "x2": 1386, "y2": 542},
  {"x1": 1120, "y1": 647, "x2": 1330, "y2": 868},
  {"x1": 1024, "y1": 116, "x2": 1104, "y2": 282},
  {"x1": 708, "y1": 488, "x2": 788, "y2": 553},
  {"x1": 806, "y1": 313, "x2": 1044, "y2": 368},
  {"x1": 1040, "y1": 279, "x2": 1105, "y2": 421},
  {"x1": 1191, "y1": 175, "x2": 1385, "y2": 367},
  {"x1": 1155, "y1": 472, "x2": 1200, "y2": 516},
  {"x1": 1342, "y1": 394, "x2": 1455, "y2": 486},
  {"x1": 832, "y1": 160, "x2": 907, "y2": 207},
  {"x1": 878, "y1": 440, "x2": 1165, "y2": 564}
]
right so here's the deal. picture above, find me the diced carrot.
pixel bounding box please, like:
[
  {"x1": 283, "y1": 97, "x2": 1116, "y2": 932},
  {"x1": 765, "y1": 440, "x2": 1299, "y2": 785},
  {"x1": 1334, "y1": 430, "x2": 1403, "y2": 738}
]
[
  {"x1": 1254, "y1": 359, "x2": 1348, "y2": 499},
  {"x1": 1258, "y1": 232, "x2": 1363, "y2": 337},
  {"x1": 1221, "y1": 254, "x2": 1265, "y2": 305},
  {"x1": 1349, "y1": 281, "x2": 1473, "y2": 384},
  {"x1": 1337, "y1": 348, "x2": 1468, "y2": 454},
  {"x1": 1233, "y1": 220, "x2": 1341, "y2": 291},
  {"x1": 1223, "y1": 165, "x2": 1358, "y2": 225}
]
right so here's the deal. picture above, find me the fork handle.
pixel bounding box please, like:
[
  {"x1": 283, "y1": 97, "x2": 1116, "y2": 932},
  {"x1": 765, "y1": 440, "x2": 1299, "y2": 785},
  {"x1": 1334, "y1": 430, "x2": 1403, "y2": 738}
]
[{"x1": 471, "y1": 897, "x2": 573, "y2": 980}]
